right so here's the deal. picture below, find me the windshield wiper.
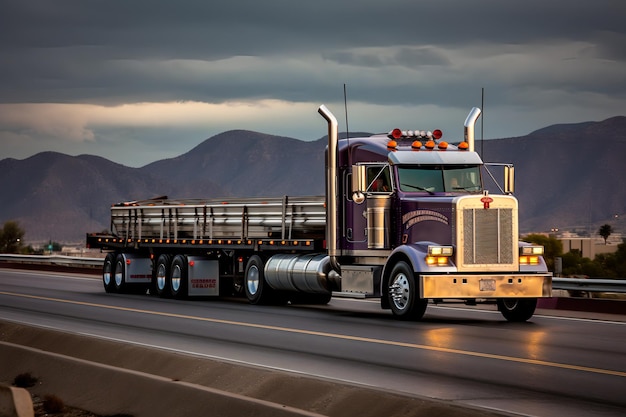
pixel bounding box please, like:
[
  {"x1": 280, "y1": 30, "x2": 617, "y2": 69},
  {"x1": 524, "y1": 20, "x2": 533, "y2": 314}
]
[
  {"x1": 401, "y1": 183, "x2": 435, "y2": 195},
  {"x1": 452, "y1": 185, "x2": 481, "y2": 193}
]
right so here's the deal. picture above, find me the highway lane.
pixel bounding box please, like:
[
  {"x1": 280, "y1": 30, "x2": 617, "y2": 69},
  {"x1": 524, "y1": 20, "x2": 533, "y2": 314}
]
[{"x1": 1, "y1": 268, "x2": 625, "y2": 416}]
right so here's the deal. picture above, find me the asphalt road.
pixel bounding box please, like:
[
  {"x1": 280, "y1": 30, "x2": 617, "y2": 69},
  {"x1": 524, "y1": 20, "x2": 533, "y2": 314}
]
[{"x1": 1, "y1": 268, "x2": 625, "y2": 416}]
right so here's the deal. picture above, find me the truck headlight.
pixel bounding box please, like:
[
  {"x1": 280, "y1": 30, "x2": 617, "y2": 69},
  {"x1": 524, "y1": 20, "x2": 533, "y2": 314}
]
[
  {"x1": 520, "y1": 245, "x2": 543, "y2": 265},
  {"x1": 521, "y1": 245, "x2": 544, "y2": 256},
  {"x1": 426, "y1": 245, "x2": 453, "y2": 266}
]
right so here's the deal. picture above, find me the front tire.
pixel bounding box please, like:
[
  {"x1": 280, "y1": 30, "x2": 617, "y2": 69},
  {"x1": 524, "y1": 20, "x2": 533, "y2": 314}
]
[
  {"x1": 388, "y1": 261, "x2": 428, "y2": 321},
  {"x1": 497, "y1": 298, "x2": 537, "y2": 322}
]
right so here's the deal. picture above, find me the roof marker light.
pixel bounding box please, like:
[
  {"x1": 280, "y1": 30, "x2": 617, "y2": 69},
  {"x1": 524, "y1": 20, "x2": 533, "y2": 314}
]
[
  {"x1": 390, "y1": 128, "x2": 403, "y2": 139},
  {"x1": 458, "y1": 142, "x2": 469, "y2": 150},
  {"x1": 425, "y1": 140, "x2": 435, "y2": 150},
  {"x1": 438, "y1": 141, "x2": 448, "y2": 150},
  {"x1": 412, "y1": 140, "x2": 422, "y2": 149},
  {"x1": 387, "y1": 139, "x2": 398, "y2": 150}
]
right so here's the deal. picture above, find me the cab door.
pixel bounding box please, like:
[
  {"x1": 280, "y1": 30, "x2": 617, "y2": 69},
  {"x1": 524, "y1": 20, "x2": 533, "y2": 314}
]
[{"x1": 344, "y1": 164, "x2": 393, "y2": 249}]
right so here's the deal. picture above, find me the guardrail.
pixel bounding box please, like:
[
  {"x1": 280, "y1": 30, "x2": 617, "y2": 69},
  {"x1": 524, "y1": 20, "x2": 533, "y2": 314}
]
[
  {"x1": 1, "y1": 254, "x2": 625, "y2": 294},
  {"x1": 552, "y1": 277, "x2": 626, "y2": 294},
  {"x1": 0, "y1": 254, "x2": 102, "y2": 268}
]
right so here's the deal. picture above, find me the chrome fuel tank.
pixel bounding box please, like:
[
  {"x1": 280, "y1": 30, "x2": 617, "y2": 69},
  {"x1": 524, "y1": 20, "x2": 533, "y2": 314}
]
[{"x1": 264, "y1": 253, "x2": 331, "y2": 294}]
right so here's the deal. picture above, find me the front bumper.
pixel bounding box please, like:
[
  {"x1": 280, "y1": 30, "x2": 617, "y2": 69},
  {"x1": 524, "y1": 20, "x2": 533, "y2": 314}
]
[{"x1": 420, "y1": 274, "x2": 552, "y2": 298}]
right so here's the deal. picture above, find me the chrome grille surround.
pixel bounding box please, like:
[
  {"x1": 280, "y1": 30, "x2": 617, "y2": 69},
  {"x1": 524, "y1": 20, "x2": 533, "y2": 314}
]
[{"x1": 455, "y1": 195, "x2": 518, "y2": 272}]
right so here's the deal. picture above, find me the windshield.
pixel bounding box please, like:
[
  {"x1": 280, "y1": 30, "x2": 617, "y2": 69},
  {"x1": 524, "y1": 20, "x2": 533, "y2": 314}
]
[{"x1": 397, "y1": 165, "x2": 482, "y2": 193}]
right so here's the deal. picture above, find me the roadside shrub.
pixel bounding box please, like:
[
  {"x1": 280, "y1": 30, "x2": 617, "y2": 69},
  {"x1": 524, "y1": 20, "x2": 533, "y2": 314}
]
[
  {"x1": 13, "y1": 372, "x2": 38, "y2": 388},
  {"x1": 43, "y1": 394, "x2": 65, "y2": 413}
]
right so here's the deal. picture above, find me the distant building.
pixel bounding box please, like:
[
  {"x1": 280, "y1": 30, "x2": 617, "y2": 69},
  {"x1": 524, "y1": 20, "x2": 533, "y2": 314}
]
[{"x1": 559, "y1": 236, "x2": 620, "y2": 259}]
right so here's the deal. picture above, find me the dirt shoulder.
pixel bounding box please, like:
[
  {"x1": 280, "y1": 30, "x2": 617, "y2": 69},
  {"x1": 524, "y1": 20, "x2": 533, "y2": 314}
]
[{"x1": 0, "y1": 319, "x2": 508, "y2": 417}]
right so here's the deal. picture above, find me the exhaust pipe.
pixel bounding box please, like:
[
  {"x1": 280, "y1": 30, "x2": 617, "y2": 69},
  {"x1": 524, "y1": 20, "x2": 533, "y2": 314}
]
[
  {"x1": 463, "y1": 107, "x2": 482, "y2": 152},
  {"x1": 318, "y1": 105, "x2": 340, "y2": 272}
]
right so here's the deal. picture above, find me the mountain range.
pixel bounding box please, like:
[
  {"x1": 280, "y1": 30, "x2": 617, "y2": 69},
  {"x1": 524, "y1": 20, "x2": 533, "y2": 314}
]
[{"x1": 1, "y1": 119, "x2": 625, "y2": 244}]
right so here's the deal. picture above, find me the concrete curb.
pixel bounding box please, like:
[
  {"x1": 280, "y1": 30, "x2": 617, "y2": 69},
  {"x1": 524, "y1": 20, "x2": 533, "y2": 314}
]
[
  {"x1": 0, "y1": 341, "x2": 324, "y2": 417},
  {"x1": 0, "y1": 384, "x2": 34, "y2": 417}
]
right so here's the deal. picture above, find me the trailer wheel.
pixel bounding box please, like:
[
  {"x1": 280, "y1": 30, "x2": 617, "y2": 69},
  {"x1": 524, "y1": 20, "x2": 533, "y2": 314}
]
[
  {"x1": 244, "y1": 255, "x2": 273, "y2": 305},
  {"x1": 497, "y1": 298, "x2": 537, "y2": 322},
  {"x1": 388, "y1": 261, "x2": 427, "y2": 321},
  {"x1": 102, "y1": 253, "x2": 117, "y2": 293},
  {"x1": 113, "y1": 254, "x2": 127, "y2": 293},
  {"x1": 170, "y1": 255, "x2": 188, "y2": 299},
  {"x1": 155, "y1": 254, "x2": 172, "y2": 298}
]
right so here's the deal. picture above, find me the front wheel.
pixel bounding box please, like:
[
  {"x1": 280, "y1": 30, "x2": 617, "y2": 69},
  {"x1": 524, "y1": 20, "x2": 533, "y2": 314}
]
[
  {"x1": 387, "y1": 261, "x2": 428, "y2": 321},
  {"x1": 497, "y1": 298, "x2": 537, "y2": 322}
]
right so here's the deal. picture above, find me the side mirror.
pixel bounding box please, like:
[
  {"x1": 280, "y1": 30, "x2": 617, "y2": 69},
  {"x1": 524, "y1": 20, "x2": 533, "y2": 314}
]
[
  {"x1": 352, "y1": 165, "x2": 366, "y2": 204},
  {"x1": 504, "y1": 165, "x2": 515, "y2": 194}
]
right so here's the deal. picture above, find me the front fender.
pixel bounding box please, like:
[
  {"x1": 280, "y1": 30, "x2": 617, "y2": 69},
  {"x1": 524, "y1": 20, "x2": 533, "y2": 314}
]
[
  {"x1": 385, "y1": 242, "x2": 458, "y2": 275},
  {"x1": 380, "y1": 242, "x2": 458, "y2": 305}
]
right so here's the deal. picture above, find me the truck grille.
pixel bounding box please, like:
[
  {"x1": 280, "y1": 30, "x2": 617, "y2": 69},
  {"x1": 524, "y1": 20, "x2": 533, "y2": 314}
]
[
  {"x1": 456, "y1": 194, "x2": 518, "y2": 271},
  {"x1": 463, "y1": 208, "x2": 514, "y2": 265}
]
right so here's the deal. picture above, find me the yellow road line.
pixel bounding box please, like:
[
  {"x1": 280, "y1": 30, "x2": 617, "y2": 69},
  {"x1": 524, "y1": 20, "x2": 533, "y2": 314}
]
[{"x1": 2, "y1": 290, "x2": 625, "y2": 378}]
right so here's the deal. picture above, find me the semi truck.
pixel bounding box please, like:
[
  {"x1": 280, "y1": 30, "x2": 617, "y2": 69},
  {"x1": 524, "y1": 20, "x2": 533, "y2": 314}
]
[{"x1": 86, "y1": 105, "x2": 552, "y2": 321}]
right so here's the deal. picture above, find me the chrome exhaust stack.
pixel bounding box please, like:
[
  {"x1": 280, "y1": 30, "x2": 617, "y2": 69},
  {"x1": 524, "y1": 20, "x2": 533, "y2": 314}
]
[
  {"x1": 463, "y1": 107, "x2": 482, "y2": 152},
  {"x1": 318, "y1": 105, "x2": 340, "y2": 272}
]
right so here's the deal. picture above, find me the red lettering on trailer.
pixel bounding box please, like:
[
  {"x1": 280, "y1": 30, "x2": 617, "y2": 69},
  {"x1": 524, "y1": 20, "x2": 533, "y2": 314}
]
[{"x1": 191, "y1": 279, "x2": 217, "y2": 289}]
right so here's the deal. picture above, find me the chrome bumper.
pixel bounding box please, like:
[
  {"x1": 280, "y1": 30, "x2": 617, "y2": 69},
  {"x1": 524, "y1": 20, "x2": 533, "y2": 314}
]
[{"x1": 420, "y1": 274, "x2": 552, "y2": 298}]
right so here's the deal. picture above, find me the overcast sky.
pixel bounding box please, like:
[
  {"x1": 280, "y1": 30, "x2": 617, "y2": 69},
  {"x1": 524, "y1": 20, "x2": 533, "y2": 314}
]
[{"x1": 1, "y1": 0, "x2": 625, "y2": 167}]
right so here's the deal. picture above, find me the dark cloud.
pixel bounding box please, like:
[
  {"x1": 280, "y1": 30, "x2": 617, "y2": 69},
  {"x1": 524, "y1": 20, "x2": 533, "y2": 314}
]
[{"x1": 0, "y1": 0, "x2": 625, "y2": 166}]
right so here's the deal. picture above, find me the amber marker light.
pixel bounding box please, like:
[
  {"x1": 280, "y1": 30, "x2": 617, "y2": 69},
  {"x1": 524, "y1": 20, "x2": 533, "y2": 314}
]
[{"x1": 520, "y1": 256, "x2": 540, "y2": 265}]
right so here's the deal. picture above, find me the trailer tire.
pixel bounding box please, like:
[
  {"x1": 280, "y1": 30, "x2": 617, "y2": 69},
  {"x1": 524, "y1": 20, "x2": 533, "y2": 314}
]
[
  {"x1": 497, "y1": 298, "x2": 537, "y2": 322},
  {"x1": 244, "y1": 255, "x2": 274, "y2": 305},
  {"x1": 155, "y1": 254, "x2": 172, "y2": 298},
  {"x1": 388, "y1": 261, "x2": 427, "y2": 321},
  {"x1": 113, "y1": 254, "x2": 127, "y2": 293},
  {"x1": 170, "y1": 255, "x2": 188, "y2": 299},
  {"x1": 102, "y1": 253, "x2": 117, "y2": 293}
]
